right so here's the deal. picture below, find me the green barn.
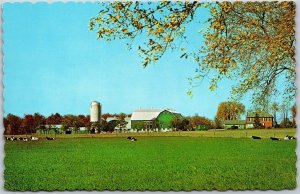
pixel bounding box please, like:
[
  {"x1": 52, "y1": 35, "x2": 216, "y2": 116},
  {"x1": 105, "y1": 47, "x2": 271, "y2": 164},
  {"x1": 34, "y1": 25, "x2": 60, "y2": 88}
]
[{"x1": 131, "y1": 109, "x2": 182, "y2": 131}]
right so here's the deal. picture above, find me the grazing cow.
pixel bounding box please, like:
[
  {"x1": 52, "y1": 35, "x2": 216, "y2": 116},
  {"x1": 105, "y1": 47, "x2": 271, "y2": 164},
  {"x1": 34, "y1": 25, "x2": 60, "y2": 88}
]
[
  {"x1": 251, "y1": 136, "x2": 261, "y2": 140},
  {"x1": 31, "y1": 136, "x2": 39, "y2": 141},
  {"x1": 10, "y1": 136, "x2": 18, "y2": 141},
  {"x1": 131, "y1": 137, "x2": 137, "y2": 141},
  {"x1": 18, "y1": 137, "x2": 23, "y2": 141},
  {"x1": 127, "y1": 136, "x2": 137, "y2": 141},
  {"x1": 46, "y1": 137, "x2": 55, "y2": 140},
  {"x1": 270, "y1": 137, "x2": 280, "y2": 141},
  {"x1": 23, "y1": 138, "x2": 28, "y2": 142},
  {"x1": 284, "y1": 135, "x2": 296, "y2": 140}
]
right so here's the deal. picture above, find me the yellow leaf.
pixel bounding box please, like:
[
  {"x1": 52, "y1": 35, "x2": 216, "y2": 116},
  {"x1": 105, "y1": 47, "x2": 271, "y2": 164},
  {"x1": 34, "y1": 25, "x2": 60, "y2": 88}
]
[
  {"x1": 187, "y1": 91, "x2": 193, "y2": 96},
  {"x1": 148, "y1": 28, "x2": 153, "y2": 36}
]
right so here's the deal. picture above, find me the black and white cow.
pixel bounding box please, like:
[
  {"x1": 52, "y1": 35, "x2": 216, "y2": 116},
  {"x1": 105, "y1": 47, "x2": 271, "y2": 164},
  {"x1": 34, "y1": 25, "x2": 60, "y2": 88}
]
[
  {"x1": 31, "y1": 136, "x2": 39, "y2": 141},
  {"x1": 127, "y1": 136, "x2": 137, "y2": 141},
  {"x1": 284, "y1": 135, "x2": 296, "y2": 140}
]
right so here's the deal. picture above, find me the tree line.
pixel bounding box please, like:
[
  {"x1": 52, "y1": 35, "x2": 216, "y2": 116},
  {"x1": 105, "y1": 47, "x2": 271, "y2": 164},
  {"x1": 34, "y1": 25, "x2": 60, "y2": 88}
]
[
  {"x1": 3, "y1": 112, "x2": 216, "y2": 134},
  {"x1": 170, "y1": 115, "x2": 215, "y2": 131},
  {"x1": 4, "y1": 113, "x2": 84, "y2": 135},
  {"x1": 3, "y1": 113, "x2": 131, "y2": 135},
  {"x1": 3, "y1": 101, "x2": 296, "y2": 135}
]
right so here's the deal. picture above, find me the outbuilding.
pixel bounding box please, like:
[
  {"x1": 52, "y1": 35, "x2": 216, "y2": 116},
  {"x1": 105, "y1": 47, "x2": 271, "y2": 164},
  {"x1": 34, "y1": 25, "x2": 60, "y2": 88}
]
[{"x1": 223, "y1": 120, "x2": 246, "y2": 129}]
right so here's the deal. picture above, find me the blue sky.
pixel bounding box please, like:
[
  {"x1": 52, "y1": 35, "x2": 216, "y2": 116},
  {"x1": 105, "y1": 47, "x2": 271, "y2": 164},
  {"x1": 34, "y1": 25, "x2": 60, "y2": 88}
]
[{"x1": 3, "y1": 2, "x2": 254, "y2": 119}]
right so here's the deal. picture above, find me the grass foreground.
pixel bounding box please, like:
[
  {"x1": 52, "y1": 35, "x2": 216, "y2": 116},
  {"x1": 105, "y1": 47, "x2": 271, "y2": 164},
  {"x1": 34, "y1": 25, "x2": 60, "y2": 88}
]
[{"x1": 4, "y1": 129, "x2": 297, "y2": 191}]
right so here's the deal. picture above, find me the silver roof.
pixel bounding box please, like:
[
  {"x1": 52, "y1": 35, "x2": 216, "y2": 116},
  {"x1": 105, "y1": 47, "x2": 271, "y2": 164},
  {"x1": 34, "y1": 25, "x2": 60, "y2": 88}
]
[{"x1": 131, "y1": 109, "x2": 177, "y2": 121}]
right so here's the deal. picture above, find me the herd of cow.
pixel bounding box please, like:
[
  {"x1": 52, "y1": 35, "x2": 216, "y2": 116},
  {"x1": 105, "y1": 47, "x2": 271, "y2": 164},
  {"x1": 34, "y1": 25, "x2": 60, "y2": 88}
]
[
  {"x1": 5, "y1": 136, "x2": 55, "y2": 141},
  {"x1": 4, "y1": 135, "x2": 296, "y2": 142},
  {"x1": 251, "y1": 135, "x2": 296, "y2": 141},
  {"x1": 6, "y1": 136, "x2": 134, "y2": 141}
]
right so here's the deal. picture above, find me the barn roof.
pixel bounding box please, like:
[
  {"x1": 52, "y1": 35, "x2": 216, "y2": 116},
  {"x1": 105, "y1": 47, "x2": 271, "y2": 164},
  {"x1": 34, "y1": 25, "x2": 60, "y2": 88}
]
[
  {"x1": 246, "y1": 112, "x2": 273, "y2": 118},
  {"x1": 131, "y1": 109, "x2": 178, "y2": 121}
]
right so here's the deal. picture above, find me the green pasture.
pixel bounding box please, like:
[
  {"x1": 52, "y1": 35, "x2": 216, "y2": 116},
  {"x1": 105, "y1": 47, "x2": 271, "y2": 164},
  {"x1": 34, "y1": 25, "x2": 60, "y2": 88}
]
[{"x1": 4, "y1": 129, "x2": 297, "y2": 191}]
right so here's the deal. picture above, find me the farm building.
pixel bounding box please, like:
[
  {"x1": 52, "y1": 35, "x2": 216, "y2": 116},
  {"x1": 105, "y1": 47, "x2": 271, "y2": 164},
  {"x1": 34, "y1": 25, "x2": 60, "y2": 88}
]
[
  {"x1": 131, "y1": 109, "x2": 182, "y2": 131},
  {"x1": 106, "y1": 116, "x2": 131, "y2": 131},
  {"x1": 36, "y1": 125, "x2": 64, "y2": 134},
  {"x1": 246, "y1": 112, "x2": 273, "y2": 128},
  {"x1": 223, "y1": 120, "x2": 246, "y2": 129}
]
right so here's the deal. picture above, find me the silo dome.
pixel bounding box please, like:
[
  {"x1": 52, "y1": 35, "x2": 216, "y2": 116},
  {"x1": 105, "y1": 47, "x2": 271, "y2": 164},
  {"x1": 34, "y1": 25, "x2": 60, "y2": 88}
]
[{"x1": 90, "y1": 101, "x2": 101, "y2": 122}]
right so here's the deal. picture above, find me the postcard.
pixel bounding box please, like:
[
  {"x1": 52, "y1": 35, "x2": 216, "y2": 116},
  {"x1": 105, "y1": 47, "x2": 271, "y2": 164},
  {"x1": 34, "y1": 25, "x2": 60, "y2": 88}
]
[{"x1": 2, "y1": 1, "x2": 297, "y2": 191}]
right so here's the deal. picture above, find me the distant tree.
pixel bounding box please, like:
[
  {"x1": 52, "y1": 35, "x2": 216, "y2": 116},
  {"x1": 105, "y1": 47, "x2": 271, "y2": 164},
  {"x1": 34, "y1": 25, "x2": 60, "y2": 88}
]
[
  {"x1": 101, "y1": 119, "x2": 120, "y2": 132},
  {"x1": 280, "y1": 101, "x2": 290, "y2": 128},
  {"x1": 6, "y1": 114, "x2": 23, "y2": 134},
  {"x1": 78, "y1": 115, "x2": 90, "y2": 127},
  {"x1": 82, "y1": 115, "x2": 92, "y2": 132},
  {"x1": 32, "y1": 113, "x2": 46, "y2": 132},
  {"x1": 280, "y1": 117, "x2": 292, "y2": 128},
  {"x1": 190, "y1": 115, "x2": 213, "y2": 129},
  {"x1": 171, "y1": 117, "x2": 190, "y2": 131},
  {"x1": 291, "y1": 104, "x2": 296, "y2": 127},
  {"x1": 181, "y1": 118, "x2": 190, "y2": 131},
  {"x1": 21, "y1": 114, "x2": 35, "y2": 134},
  {"x1": 170, "y1": 119, "x2": 178, "y2": 130},
  {"x1": 253, "y1": 113, "x2": 261, "y2": 128},
  {"x1": 91, "y1": 121, "x2": 103, "y2": 133},
  {"x1": 100, "y1": 120, "x2": 108, "y2": 132},
  {"x1": 271, "y1": 102, "x2": 279, "y2": 127},
  {"x1": 61, "y1": 115, "x2": 71, "y2": 131},
  {"x1": 46, "y1": 113, "x2": 62, "y2": 127},
  {"x1": 216, "y1": 101, "x2": 245, "y2": 121},
  {"x1": 102, "y1": 113, "x2": 113, "y2": 121},
  {"x1": 3, "y1": 117, "x2": 12, "y2": 135},
  {"x1": 214, "y1": 117, "x2": 222, "y2": 129},
  {"x1": 116, "y1": 113, "x2": 128, "y2": 132},
  {"x1": 62, "y1": 115, "x2": 84, "y2": 133}
]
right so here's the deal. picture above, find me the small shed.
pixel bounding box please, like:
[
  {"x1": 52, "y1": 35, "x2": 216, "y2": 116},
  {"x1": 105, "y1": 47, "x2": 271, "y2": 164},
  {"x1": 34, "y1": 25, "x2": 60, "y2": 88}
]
[{"x1": 223, "y1": 120, "x2": 246, "y2": 129}]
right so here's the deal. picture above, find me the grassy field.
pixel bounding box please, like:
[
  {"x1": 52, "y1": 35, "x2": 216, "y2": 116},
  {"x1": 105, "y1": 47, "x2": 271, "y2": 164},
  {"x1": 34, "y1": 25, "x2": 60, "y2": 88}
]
[{"x1": 4, "y1": 129, "x2": 297, "y2": 191}]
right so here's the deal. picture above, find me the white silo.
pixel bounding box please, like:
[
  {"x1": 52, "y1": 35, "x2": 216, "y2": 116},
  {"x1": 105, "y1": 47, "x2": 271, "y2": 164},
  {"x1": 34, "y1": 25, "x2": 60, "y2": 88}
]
[{"x1": 90, "y1": 101, "x2": 101, "y2": 122}]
